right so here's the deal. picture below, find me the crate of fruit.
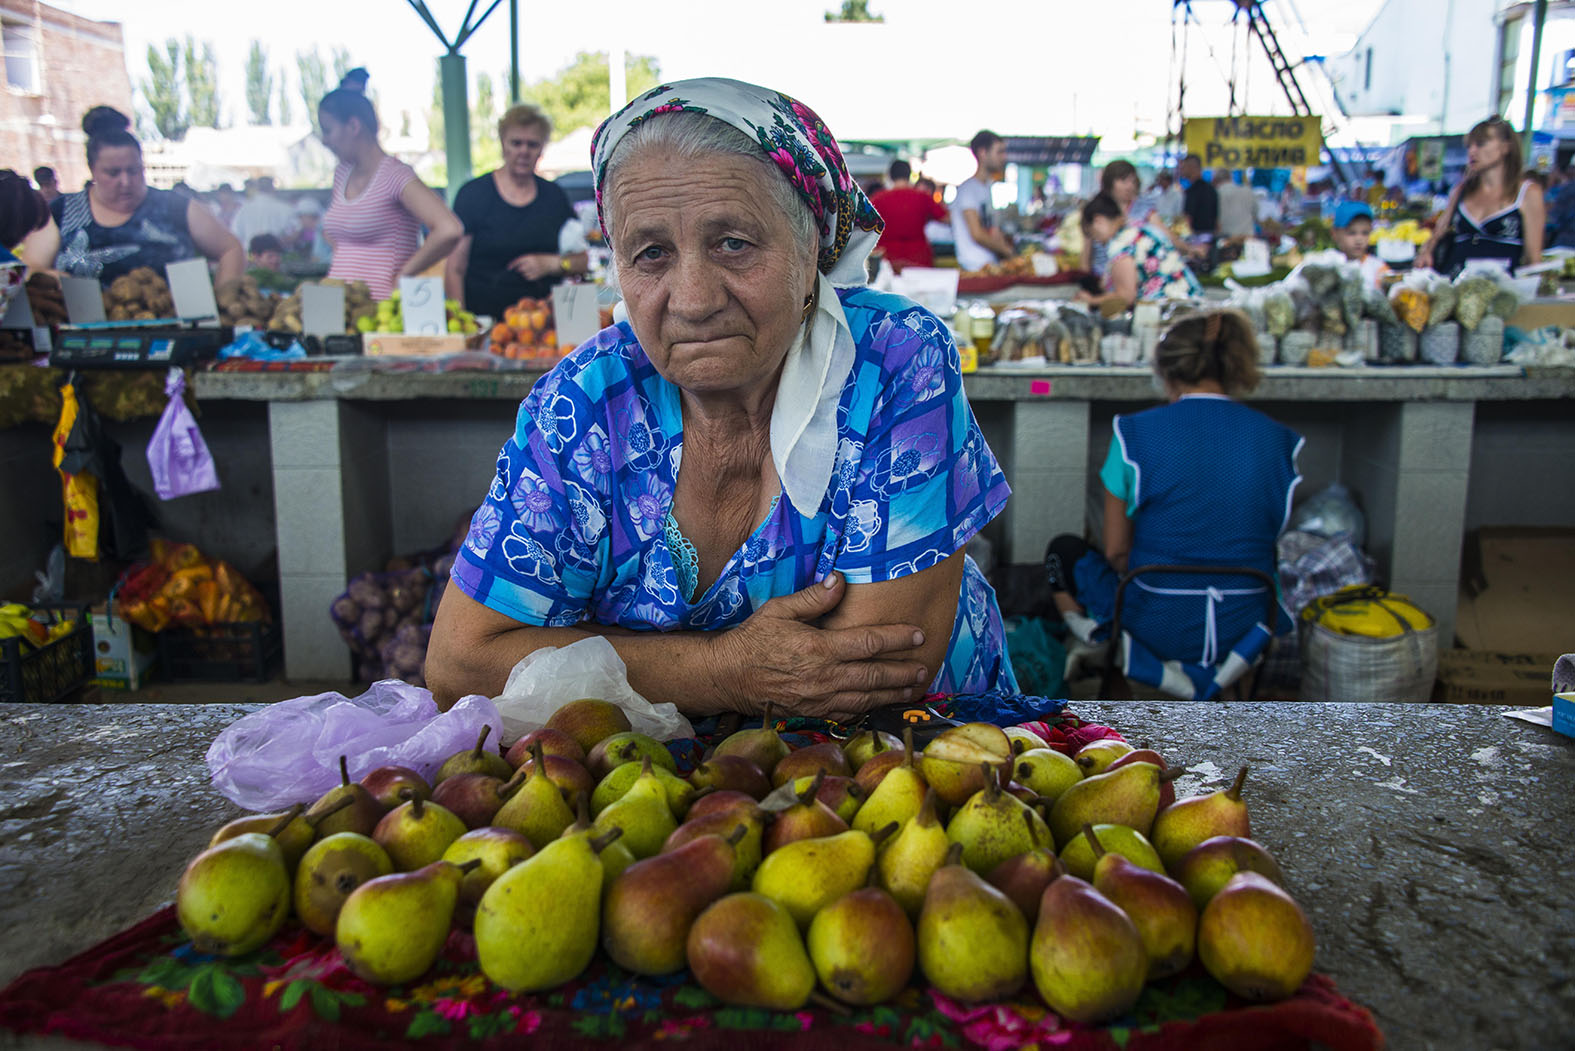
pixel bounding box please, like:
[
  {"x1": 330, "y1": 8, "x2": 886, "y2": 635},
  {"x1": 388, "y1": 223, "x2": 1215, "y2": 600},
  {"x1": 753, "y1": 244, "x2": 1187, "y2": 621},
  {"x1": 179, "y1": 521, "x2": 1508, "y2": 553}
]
[
  {"x1": 157, "y1": 619, "x2": 282, "y2": 683},
  {"x1": 0, "y1": 603, "x2": 95, "y2": 704}
]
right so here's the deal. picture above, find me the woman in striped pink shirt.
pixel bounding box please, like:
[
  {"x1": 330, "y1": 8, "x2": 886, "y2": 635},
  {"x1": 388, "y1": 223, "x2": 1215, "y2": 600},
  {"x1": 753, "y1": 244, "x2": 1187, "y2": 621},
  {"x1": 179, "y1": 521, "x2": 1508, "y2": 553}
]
[{"x1": 318, "y1": 74, "x2": 462, "y2": 300}]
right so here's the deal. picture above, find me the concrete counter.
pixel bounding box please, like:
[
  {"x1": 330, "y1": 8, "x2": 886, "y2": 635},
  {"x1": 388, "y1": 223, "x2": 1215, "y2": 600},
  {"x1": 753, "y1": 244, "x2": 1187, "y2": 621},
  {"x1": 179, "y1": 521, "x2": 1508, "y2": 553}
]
[{"x1": 0, "y1": 700, "x2": 1570, "y2": 1049}]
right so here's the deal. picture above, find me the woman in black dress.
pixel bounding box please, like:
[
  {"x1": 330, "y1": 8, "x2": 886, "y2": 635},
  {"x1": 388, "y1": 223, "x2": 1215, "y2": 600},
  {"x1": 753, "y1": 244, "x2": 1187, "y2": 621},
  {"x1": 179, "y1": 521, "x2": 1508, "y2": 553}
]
[
  {"x1": 443, "y1": 104, "x2": 589, "y2": 318},
  {"x1": 1417, "y1": 116, "x2": 1545, "y2": 278}
]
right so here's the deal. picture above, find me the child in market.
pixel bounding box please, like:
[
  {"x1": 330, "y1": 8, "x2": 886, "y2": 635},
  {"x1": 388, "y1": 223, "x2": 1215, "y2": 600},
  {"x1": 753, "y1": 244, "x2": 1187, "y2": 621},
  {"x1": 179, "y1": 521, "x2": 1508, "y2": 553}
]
[{"x1": 1332, "y1": 201, "x2": 1388, "y2": 289}]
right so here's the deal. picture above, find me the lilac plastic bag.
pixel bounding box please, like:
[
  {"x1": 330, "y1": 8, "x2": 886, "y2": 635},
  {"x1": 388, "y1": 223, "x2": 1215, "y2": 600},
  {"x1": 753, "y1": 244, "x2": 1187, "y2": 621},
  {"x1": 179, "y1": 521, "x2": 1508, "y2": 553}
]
[
  {"x1": 146, "y1": 367, "x2": 220, "y2": 500},
  {"x1": 206, "y1": 678, "x2": 503, "y2": 811}
]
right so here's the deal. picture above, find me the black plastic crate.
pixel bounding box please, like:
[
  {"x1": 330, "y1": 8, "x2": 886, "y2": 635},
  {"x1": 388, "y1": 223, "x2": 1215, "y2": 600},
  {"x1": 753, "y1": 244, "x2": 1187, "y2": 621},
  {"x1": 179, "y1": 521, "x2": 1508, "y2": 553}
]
[
  {"x1": 157, "y1": 620, "x2": 282, "y2": 682},
  {"x1": 0, "y1": 605, "x2": 94, "y2": 704}
]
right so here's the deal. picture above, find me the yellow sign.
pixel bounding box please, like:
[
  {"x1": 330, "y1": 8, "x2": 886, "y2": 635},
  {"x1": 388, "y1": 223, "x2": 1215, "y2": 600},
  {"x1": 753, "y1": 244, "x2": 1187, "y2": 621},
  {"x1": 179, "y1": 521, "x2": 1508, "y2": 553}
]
[{"x1": 1183, "y1": 115, "x2": 1323, "y2": 169}]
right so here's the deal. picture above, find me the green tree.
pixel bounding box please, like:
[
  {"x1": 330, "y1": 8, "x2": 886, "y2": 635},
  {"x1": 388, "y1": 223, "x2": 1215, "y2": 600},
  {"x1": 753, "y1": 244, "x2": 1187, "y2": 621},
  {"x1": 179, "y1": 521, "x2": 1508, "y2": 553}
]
[
  {"x1": 826, "y1": 0, "x2": 883, "y2": 21},
  {"x1": 184, "y1": 36, "x2": 221, "y2": 129},
  {"x1": 298, "y1": 48, "x2": 330, "y2": 132},
  {"x1": 527, "y1": 51, "x2": 660, "y2": 138},
  {"x1": 427, "y1": 58, "x2": 444, "y2": 152},
  {"x1": 245, "y1": 41, "x2": 272, "y2": 125},
  {"x1": 332, "y1": 47, "x2": 353, "y2": 84},
  {"x1": 142, "y1": 40, "x2": 187, "y2": 141},
  {"x1": 472, "y1": 71, "x2": 500, "y2": 174},
  {"x1": 277, "y1": 71, "x2": 293, "y2": 125}
]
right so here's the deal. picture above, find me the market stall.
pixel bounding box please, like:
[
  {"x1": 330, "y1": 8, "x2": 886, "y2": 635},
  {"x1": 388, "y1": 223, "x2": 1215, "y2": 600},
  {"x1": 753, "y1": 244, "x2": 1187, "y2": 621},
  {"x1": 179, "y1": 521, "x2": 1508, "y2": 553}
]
[{"x1": 0, "y1": 698, "x2": 1569, "y2": 1049}]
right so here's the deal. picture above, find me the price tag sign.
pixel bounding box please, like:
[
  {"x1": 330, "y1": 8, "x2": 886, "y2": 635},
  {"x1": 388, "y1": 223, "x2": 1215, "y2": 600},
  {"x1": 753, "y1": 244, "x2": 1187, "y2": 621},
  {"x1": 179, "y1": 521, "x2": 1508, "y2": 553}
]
[
  {"x1": 59, "y1": 276, "x2": 107, "y2": 324},
  {"x1": 166, "y1": 259, "x2": 220, "y2": 320},
  {"x1": 400, "y1": 276, "x2": 446, "y2": 335},
  {"x1": 301, "y1": 283, "x2": 346, "y2": 338},
  {"x1": 552, "y1": 282, "x2": 601, "y2": 349}
]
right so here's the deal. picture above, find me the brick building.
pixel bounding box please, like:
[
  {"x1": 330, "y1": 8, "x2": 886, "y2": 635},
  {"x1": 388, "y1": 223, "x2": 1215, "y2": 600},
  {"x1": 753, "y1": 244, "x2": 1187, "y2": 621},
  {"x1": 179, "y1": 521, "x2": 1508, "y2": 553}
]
[{"x1": 1, "y1": 0, "x2": 133, "y2": 193}]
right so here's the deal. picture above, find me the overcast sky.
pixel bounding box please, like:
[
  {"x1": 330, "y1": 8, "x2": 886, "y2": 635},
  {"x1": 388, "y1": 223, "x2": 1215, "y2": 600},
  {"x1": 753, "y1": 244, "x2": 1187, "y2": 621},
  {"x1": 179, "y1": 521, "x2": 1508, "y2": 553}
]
[{"x1": 51, "y1": 0, "x2": 1387, "y2": 146}]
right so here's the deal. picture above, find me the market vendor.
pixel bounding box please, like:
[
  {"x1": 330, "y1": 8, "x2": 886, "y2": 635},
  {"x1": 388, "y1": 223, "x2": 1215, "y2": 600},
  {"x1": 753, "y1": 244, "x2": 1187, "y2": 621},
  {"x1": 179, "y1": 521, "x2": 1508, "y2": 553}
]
[
  {"x1": 1331, "y1": 201, "x2": 1388, "y2": 290},
  {"x1": 1044, "y1": 309, "x2": 1301, "y2": 699},
  {"x1": 19, "y1": 107, "x2": 244, "y2": 287},
  {"x1": 318, "y1": 72, "x2": 463, "y2": 300},
  {"x1": 443, "y1": 103, "x2": 589, "y2": 319},
  {"x1": 426, "y1": 77, "x2": 1018, "y2": 719},
  {"x1": 1075, "y1": 192, "x2": 1200, "y2": 312},
  {"x1": 2, "y1": 170, "x2": 53, "y2": 315}
]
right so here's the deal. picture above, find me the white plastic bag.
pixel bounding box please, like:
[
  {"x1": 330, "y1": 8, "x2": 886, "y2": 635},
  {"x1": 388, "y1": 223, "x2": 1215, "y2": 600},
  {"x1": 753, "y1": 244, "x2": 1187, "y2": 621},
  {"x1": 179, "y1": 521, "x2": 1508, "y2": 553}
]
[
  {"x1": 206, "y1": 679, "x2": 504, "y2": 811},
  {"x1": 493, "y1": 635, "x2": 694, "y2": 742}
]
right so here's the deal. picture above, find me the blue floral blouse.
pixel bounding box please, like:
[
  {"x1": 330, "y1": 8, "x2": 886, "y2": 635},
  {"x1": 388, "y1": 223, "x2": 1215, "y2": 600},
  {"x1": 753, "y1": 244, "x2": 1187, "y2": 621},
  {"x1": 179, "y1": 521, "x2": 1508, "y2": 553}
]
[{"x1": 452, "y1": 286, "x2": 1019, "y2": 695}]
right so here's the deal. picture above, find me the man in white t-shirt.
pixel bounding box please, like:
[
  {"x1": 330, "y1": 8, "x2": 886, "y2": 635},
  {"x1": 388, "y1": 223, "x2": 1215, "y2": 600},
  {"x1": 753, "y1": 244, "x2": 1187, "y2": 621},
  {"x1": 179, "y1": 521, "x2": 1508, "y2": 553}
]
[{"x1": 950, "y1": 130, "x2": 1015, "y2": 271}]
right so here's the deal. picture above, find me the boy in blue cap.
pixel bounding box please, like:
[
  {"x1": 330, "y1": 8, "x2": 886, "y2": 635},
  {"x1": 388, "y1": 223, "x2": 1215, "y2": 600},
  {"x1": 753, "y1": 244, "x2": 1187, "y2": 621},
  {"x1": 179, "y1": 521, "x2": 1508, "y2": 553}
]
[{"x1": 1332, "y1": 200, "x2": 1388, "y2": 289}]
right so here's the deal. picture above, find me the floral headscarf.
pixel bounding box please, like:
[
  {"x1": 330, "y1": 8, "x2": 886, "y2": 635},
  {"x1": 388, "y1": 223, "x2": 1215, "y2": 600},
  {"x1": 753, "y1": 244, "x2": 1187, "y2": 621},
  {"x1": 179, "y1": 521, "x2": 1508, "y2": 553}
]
[{"x1": 591, "y1": 77, "x2": 884, "y2": 287}]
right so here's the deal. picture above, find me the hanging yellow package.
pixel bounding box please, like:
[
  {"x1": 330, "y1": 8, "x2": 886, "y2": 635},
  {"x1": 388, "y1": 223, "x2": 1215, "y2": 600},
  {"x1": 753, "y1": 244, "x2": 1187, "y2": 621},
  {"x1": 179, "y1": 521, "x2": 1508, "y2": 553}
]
[{"x1": 50, "y1": 382, "x2": 99, "y2": 561}]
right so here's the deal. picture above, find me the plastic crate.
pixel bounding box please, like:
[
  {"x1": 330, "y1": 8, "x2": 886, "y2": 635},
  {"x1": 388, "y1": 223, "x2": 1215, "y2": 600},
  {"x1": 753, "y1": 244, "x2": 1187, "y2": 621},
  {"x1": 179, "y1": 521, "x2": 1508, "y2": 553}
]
[
  {"x1": 0, "y1": 605, "x2": 95, "y2": 704},
  {"x1": 157, "y1": 620, "x2": 282, "y2": 682}
]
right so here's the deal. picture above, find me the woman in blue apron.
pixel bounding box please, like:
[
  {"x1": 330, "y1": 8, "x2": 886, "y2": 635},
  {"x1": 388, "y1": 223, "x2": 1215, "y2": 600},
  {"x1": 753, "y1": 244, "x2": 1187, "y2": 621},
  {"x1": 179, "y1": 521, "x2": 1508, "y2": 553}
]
[{"x1": 1044, "y1": 309, "x2": 1302, "y2": 698}]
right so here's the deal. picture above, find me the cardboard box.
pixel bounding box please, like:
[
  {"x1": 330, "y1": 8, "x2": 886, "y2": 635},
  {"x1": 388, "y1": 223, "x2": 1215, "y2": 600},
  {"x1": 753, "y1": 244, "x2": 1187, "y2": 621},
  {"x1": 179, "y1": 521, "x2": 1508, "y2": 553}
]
[
  {"x1": 1434, "y1": 649, "x2": 1560, "y2": 706},
  {"x1": 1455, "y1": 527, "x2": 1575, "y2": 654},
  {"x1": 1554, "y1": 692, "x2": 1575, "y2": 739},
  {"x1": 90, "y1": 612, "x2": 157, "y2": 690},
  {"x1": 362, "y1": 333, "x2": 468, "y2": 356}
]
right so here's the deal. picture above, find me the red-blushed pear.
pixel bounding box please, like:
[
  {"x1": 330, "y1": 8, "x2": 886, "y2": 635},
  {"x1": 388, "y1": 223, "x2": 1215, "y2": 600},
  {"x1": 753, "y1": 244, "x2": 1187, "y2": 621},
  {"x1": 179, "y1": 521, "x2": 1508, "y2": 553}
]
[
  {"x1": 710, "y1": 702, "x2": 791, "y2": 778},
  {"x1": 504, "y1": 727, "x2": 586, "y2": 768},
  {"x1": 1107, "y1": 748, "x2": 1177, "y2": 809},
  {"x1": 796, "y1": 774, "x2": 865, "y2": 824},
  {"x1": 1083, "y1": 824, "x2": 1196, "y2": 979},
  {"x1": 310, "y1": 755, "x2": 387, "y2": 838},
  {"x1": 686, "y1": 893, "x2": 815, "y2": 1009},
  {"x1": 1174, "y1": 835, "x2": 1285, "y2": 909},
  {"x1": 586, "y1": 731, "x2": 678, "y2": 780},
  {"x1": 770, "y1": 739, "x2": 853, "y2": 788},
  {"x1": 853, "y1": 727, "x2": 928, "y2": 835},
  {"x1": 372, "y1": 788, "x2": 467, "y2": 871},
  {"x1": 601, "y1": 827, "x2": 746, "y2": 975},
  {"x1": 1151, "y1": 766, "x2": 1252, "y2": 871},
  {"x1": 664, "y1": 810, "x2": 764, "y2": 892},
  {"x1": 764, "y1": 770, "x2": 848, "y2": 853},
  {"x1": 1198, "y1": 872, "x2": 1316, "y2": 1001},
  {"x1": 684, "y1": 790, "x2": 767, "y2": 825},
  {"x1": 515, "y1": 747, "x2": 598, "y2": 801},
  {"x1": 984, "y1": 846, "x2": 1065, "y2": 924},
  {"x1": 544, "y1": 698, "x2": 632, "y2": 755},
  {"x1": 431, "y1": 771, "x2": 512, "y2": 829},
  {"x1": 689, "y1": 754, "x2": 773, "y2": 799},
  {"x1": 807, "y1": 876, "x2": 916, "y2": 1005},
  {"x1": 1030, "y1": 875, "x2": 1148, "y2": 1023},
  {"x1": 360, "y1": 765, "x2": 432, "y2": 810},
  {"x1": 852, "y1": 746, "x2": 908, "y2": 795},
  {"x1": 842, "y1": 729, "x2": 902, "y2": 772}
]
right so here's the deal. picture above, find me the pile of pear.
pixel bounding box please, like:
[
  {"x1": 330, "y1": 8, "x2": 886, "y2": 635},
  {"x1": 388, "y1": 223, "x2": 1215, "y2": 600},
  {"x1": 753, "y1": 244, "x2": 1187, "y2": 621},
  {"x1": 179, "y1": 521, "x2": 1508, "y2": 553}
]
[{"x1": 175, "y1": 701, "x2": 1315, "y2": 1022}]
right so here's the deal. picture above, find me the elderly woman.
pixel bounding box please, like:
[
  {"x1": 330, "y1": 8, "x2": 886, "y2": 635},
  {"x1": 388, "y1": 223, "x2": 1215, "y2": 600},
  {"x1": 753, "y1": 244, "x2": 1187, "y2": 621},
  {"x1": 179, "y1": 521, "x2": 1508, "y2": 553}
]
[
  {"x1": 426, "y1": 78, "x2": 1017, "y2": 719},
  {"x1": 445, "y1": 104, "x2": 590, "y2": 318},
  {"x1": 21, "y1": 107, "x2": 243, "y2": 286}
]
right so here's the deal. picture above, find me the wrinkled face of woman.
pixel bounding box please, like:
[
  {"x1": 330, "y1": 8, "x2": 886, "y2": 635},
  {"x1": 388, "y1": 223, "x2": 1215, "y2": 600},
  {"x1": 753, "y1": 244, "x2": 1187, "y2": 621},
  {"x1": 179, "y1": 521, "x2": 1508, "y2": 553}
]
[{"x1": 610, "y1": 147, "x2": 816, "y2": 399}]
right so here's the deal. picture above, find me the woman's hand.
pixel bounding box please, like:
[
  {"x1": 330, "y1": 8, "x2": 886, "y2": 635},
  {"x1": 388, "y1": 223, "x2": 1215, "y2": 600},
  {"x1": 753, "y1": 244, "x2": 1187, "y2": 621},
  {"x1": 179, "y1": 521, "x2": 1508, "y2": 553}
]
[
  {"x1": 1415, "y1": 244, "x2": 1433, "y2": 271},
  {"x1": 713, "y1": 572, "x2": 932, "y2": 721},
  {"x1": 509, "y1": 253, "x2": 562, "y2": 281}
]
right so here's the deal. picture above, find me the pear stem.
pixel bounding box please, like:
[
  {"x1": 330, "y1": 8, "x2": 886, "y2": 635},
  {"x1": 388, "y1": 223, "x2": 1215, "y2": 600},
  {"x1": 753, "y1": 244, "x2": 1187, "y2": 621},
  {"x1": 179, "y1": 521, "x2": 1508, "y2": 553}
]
[
  {"x1": 530, "y1": 740, "x2": 546, "y2": 775},
  {"x1": 981, "y1": 762, "x2": 1000, "y2": 800},
  {"x1": 497, "y1": 764, "x2": 529, "y2": 799},
  {"x1": 918, "y1": 787, "x2": 938, "y2": 826},
  {"x1": 339, "y1": 754, "x2": 351, "y2": 788},
  {"x1": 403, "y1": 787, "x2": 424, "y2": 819},
  {"x1": 870, "y1": 821, "x2": 899, "y2": 848},
  {"x1": 761, "y1": 701, "x2": 775, "y2": 732},
  {"x1": 798, "y1": 768, "x2": 827, "y2": 807},
  {"x1": 264, "y1": 804, "x2": 304, "y2": 838},
  {"x1": 1159, "y1": 766, "x2": 1187, "y2": 784},
  {"x1": 871, "y1": 732, "x2": 887, "y2": 756},
  {"x1": 943, "y1": 841, "x2": 964, "y2": 867},
  {"x1": 473, "y1": 724, "x2": 492, "y2": 759},
  {"x1": 726, "y1": 824, "x2": 747, "y2": 846},
  {"x1": 573, "y1": 791, "x2": 591, "y2": 829},
  {"x1": 589, "y1": 827, "x2": 624, "y2": 854},
  {"x1": 453, "y1": 858, "x2": 483, "y2": 875},
  {"x1": 1227, "y1": 765, "x2": 1249, "y2": 800},
  {"x1": 902, "y1": 726, "x2": 916, "y2": 769},
  {"x1": 808, "y1": 990, "x2": 853, "y2": 1016},
  {"x1": 1081, "y1": 823, "x2": 1106, "y2": 859}
]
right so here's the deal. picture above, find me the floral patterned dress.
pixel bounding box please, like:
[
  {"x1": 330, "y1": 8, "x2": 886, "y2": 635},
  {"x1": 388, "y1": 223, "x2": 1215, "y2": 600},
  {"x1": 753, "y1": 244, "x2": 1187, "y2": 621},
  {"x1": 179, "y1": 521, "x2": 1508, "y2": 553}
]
[
  {"x1": 452, "y1": 286, "x2": 1019, "y2": 695},
  {"x1": 1107, "y1": 223, "x2": 1201, "y2": 300}
]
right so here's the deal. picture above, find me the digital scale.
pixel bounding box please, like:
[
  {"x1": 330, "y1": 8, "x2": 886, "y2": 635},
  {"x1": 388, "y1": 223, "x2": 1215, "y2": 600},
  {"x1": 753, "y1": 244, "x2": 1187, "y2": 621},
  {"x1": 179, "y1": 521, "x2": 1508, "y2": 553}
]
[{"x1": 49, "y1": 320, "x2": 233, "y2": 370}]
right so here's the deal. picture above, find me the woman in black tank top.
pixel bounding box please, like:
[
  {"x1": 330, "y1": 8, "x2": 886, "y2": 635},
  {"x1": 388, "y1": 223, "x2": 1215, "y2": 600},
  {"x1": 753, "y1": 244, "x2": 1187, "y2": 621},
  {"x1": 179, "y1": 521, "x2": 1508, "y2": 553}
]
[{"x1": 1418, "y1": 116, "x2": 1545, "y2": 278}]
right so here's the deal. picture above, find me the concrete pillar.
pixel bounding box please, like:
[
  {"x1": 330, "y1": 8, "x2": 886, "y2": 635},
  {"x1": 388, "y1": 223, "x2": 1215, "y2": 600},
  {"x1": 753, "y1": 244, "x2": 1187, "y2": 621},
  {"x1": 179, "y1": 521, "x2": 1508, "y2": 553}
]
[{"x1": 1001, "y1": 399, "x2": 1089, "y2": 565}]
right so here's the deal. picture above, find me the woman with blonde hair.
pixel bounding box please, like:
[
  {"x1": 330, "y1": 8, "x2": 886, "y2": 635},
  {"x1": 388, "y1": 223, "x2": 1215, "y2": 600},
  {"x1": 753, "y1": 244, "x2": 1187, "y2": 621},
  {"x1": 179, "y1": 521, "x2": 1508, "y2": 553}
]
[
  {"x1": 1044, "y1": 309, "x2": 1302, "y2": 698},
  {"x1": 444, "y1": 103, "x2": 588, "y2": 317}
]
